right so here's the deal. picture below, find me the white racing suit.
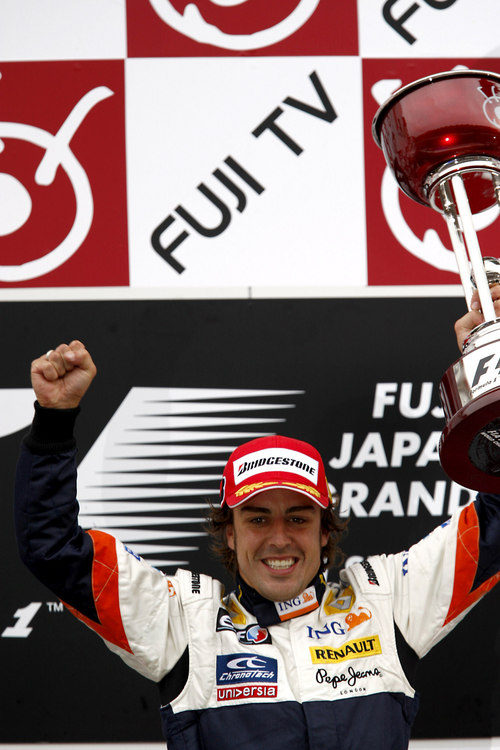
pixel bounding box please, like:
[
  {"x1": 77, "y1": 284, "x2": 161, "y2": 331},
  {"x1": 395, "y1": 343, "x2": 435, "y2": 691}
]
[{"x1": 15, "y1": 407, "x2": 500, "y2": 750}]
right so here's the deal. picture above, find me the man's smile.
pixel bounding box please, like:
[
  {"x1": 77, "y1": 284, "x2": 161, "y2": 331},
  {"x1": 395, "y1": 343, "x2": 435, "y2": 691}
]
[{"x1": 262, "y1": 557, "x2": 298, "y2": 571}]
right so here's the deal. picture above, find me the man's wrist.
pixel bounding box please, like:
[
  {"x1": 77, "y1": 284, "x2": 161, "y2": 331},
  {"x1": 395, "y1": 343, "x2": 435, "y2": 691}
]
[{"x1": 24, "y1": 401, "x2": 81, "y2": 454}]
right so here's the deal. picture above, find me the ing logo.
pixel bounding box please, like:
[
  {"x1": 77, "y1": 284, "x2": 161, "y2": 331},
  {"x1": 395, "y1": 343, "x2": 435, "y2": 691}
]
[
  {"x1": 127, "y1": 0, "x2": 357, "y2": 56},
  {"x1": 0, "y1": 62, "x2": 128, "y2": 287}
]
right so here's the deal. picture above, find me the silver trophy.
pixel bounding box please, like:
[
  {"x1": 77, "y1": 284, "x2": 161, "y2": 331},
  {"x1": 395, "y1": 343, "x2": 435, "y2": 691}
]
[{"x1": 373, "y1": 70, "x2": 500, "y2": 491}]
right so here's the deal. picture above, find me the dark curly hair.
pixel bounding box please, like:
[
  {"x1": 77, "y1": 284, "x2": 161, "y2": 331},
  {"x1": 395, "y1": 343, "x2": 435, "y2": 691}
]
[{"x1": 205, "y1": 491, "x2": 348, "y2": 578}]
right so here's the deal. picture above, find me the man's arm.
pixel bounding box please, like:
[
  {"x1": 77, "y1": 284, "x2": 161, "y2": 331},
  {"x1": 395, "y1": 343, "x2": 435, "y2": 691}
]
[
  {"x1": 387, "y1": 288, "x2": 500, "y2": 657},
  {"x1": 16, "y1": 340, "x2": 98, "y2": 613},
  {"x1": 16, "y1": 342, "x2": 188, "y2": 682},
  {"x1": 386, "y1": 490, "x2": 500, "y2": 658}
]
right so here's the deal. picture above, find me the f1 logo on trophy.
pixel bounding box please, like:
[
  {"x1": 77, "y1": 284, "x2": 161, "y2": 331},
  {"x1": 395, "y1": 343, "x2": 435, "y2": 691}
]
[{"x1": 373, "y1": 69, "x2": 500, "y2": 492}]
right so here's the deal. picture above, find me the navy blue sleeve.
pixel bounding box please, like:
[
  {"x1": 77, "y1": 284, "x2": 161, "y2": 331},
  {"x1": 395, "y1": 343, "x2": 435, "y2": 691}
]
[
  {"x1": 15, "y1": 405, "x2": 99, "y2": 623},
  {"x1": 472, "y1": 491, "x2": 500, "y2": 590}
]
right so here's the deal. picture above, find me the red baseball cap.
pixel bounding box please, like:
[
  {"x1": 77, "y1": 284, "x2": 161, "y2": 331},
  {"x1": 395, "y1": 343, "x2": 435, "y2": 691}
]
[{"x1": 220, "y1": 435, "x2": 332, "y2": 509}]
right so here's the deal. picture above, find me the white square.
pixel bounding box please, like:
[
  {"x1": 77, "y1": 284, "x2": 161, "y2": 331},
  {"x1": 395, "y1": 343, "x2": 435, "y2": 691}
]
[
  {"x1": 0, "y1": 0, "x2": 126, "y2": 61},
  {"x1": 126, "y1": 57, "x2": 367, "y2": 291},
  {"x1": 358, "y1": 0, "x2": 500, "y2": 58}
]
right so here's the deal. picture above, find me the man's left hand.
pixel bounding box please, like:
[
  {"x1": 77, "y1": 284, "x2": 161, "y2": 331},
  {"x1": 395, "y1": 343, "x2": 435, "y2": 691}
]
[{"x1": 455, "y1": 284, "x2": 500, "y2": 351}]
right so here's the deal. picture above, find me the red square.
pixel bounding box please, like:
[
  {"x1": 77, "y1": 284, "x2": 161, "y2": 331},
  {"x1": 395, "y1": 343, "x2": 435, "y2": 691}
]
[
  {"x1": 363, "y1": 58, "x2": 500, "y2": 286},
  {"x1": 126, "y1": 0, "x2": 358, "y2": 57},
  {"x1": 0, "y1": 61, "x2": 129, "y2": 287}
]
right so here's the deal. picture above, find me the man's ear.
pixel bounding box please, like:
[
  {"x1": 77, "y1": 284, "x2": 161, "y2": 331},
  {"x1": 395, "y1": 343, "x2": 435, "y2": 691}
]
[
  {"x1": 226, "y1": 522, "x2": 235, "y2": 551},
  {"x1": 320, "y1": 528, "x2": 329, "y2": 548}
]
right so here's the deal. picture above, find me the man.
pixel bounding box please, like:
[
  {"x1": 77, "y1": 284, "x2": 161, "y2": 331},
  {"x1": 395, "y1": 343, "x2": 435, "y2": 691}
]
[{"x1": 15, "y1": 292, "x2": 500, "y2": 749}]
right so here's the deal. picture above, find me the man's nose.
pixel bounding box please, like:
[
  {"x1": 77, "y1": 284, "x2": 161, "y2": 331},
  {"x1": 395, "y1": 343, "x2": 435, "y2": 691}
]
[{"x1": 267, "y1": 519, "x2": 292, "y2": 547}]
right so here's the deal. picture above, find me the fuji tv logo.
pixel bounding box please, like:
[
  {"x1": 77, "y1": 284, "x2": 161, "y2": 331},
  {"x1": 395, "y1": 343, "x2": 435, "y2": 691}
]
[
  {"x1": 148, "y1": 0, "x2": 320, "y2": 50},
  {"x1": 0, "y1": 74, "x2": 113, "y2": 281}
]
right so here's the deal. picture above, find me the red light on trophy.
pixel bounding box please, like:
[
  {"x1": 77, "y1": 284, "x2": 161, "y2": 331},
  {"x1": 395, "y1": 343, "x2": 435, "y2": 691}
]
[{"x1": 373, "y1": 70, "x2": 500, "y2": 492}]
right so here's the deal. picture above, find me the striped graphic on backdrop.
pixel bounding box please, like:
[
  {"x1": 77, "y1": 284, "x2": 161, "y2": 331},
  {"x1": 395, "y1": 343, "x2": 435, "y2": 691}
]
[{"x1": 77, "y1": 387, "x2": 303, "y2": 568}]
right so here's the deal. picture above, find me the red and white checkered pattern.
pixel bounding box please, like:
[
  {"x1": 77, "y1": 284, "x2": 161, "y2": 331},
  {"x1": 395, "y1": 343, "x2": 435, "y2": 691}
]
[{"x1": 1, "y1": 0, "x2": 499, "y2": 289}]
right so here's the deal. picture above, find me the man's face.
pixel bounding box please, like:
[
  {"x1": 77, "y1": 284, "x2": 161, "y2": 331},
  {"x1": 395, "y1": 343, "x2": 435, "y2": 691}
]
[{"x1": 226, "y1": 488, "x2": 328, "y2": 602}]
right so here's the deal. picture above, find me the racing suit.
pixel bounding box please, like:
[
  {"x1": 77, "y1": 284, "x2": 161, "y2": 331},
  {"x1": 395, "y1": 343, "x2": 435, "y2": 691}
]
[{"x1": 15, "y1": 405, "x2": 500, "y2": 750}]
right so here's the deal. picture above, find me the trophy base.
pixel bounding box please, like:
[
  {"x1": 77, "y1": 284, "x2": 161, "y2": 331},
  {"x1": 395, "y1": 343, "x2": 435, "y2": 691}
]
[{"x1": 439, "y1": 351, "x2": 500, "y2": 492}]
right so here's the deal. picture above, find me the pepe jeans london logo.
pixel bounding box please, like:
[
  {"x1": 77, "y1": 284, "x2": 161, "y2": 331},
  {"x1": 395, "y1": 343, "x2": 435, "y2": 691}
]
[{"x1": 316, "y1": 665, "x2": 382, "y2": 693}]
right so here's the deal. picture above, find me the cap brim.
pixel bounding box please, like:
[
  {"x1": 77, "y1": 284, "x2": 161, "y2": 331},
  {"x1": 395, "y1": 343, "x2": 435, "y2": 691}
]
[{"x1": 224, "y1": 481, "x2": 329, "y2": 509}]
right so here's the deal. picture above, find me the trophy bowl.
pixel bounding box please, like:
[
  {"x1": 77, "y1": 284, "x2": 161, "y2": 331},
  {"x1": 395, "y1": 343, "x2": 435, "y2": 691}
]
[{"x1": 372, "y1": 70, "x2": 500, "y2": 213}]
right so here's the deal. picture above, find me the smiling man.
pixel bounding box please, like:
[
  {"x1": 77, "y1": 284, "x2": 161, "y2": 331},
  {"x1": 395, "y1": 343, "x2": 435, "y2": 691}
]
[
  {"x1": 210, "y1": 436, "x2": 341, "y2": 619},
  {"x1": 226, "y1": 489, "x2": 328, "y2": 602},
  {"x1": 14, "y1": 291, "x2": 500, "y2": 750}
]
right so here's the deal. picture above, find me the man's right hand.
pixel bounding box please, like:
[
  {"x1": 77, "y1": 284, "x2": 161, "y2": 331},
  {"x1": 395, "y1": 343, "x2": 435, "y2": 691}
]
[{"x1": 31, "y1": 340, "x2": 97, "y2": 409}]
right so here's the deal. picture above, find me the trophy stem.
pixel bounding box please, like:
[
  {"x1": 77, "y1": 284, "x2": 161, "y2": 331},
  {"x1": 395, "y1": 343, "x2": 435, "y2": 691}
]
[
  {"x1": 439, "y1": 181, "x2": 475, "y2": 308},
  {"x1": 450, "y1": 175, "x2": 497, "y2": 321},
  {"x1": 441, "y1": 175, "x2": 497, "y2": 321}
]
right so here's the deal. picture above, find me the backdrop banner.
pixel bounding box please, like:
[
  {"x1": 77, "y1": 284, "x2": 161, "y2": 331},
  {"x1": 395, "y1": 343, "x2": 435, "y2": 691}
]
[
  {"x1": 1, "y1": 2, "x2": 500, "y2": 292},
  {"x1": 1, "y1": 297, "x2": 498, "y2": 741}
]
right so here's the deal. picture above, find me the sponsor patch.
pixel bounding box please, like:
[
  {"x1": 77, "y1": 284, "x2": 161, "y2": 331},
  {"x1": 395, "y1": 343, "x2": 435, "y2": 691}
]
[
  {"x1": 310, "y1": 635, "x2": 382, "y2": 664},
  {"x1": 124, "y1": 544, "x2": 141, "y2": 561},
  {"x1": 217, "y1": 684, "x2": 277, "y2": 702},
  {"x1": 360, "y1": 560, "x2": 379, "y2": 586},
  {"x1": 233, "y1": 448, "x2": 319, "y2": 485},
  {"x1": 216, "y1": 653, "x2": 278, "y2": 701},
  {"x1": 324, "y1": 586, "x2": 355, "y2": 615},
  {"x1": 345, "y1": 607, "x2": 372, "y2": 631},
  {"x1": 306, "y1": 606, "x2": 372, "y2": 639},
  {"x1": 316, "y1": 664, "x2": 383, "y2": 693},
  {"x1": 216, "y1": 609, "x2": 272, "y2": 644},
  {"x1": 275, "y1": 585, "x2": 318, "y2": 621},
  {"x1": 402, "y1": 551, "x2": 409, "y2": 577},
  {"x1": 167, "y1": 580, "x2": 176, "y2": 598},
  {"x1": 191, "y1": 572, "x2": 201, "y2": 594}
]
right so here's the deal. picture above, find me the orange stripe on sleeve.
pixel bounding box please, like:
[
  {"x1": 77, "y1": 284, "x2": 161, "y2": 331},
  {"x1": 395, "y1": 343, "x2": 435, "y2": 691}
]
[
  {"x1": 63, "y1": 530, "x2": 133, "y2": 653},
  {"x1": 444, "y1": 503, "x2": 500, "y2": 626}
]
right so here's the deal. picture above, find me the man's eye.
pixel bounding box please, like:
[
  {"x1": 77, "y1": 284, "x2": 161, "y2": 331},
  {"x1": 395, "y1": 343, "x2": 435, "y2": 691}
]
[
  {"x1": 250, "y1": 516, "x2": 265, "y2": 524},
  {"x1": 290, "y1": 517, "x2": 306, "y2": 524}
]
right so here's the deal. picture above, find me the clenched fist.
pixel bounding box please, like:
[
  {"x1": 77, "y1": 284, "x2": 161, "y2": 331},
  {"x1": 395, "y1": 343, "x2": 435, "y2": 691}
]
[{"x1": 31, "y1": 340, "x2": 97, "y2": 409}]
